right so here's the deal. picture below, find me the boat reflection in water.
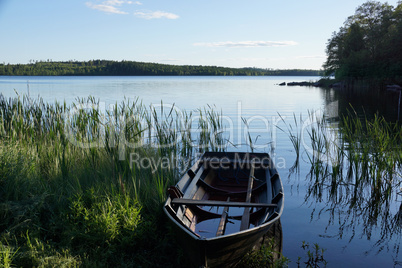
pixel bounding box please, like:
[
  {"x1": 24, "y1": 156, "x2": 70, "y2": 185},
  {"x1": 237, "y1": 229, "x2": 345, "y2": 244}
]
[{"x1": 164, "y1": 152, "x2": 284, "y2": 267}]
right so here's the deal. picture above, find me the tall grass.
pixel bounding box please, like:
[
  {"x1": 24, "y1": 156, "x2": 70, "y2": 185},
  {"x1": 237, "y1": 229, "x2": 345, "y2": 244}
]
[
  {"x1": 277, "y1": 113, "x2": 302, "y2": 173},
  {"x1": 0, "y1": 93, "x2": 226, "y2": 267}
]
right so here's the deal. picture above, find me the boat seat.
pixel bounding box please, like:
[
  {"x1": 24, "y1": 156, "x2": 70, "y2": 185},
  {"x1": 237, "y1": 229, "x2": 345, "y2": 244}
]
[
  {"x1": 200, "y1": 158, "x2": 270, "y2": 166},
  {"x1": 171, "y1": 198, "x2": 277, "y2": 208}
]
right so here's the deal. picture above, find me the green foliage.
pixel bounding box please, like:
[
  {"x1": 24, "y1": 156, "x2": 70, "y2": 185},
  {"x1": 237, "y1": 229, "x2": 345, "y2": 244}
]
[
  {"x1": 67, "y1": 192, "x2": 142, "y2": 245},
  {"x1": 19, "y1": 234, "x2": 80, "y2": 268},
  {"x1": 324, "y1": 1, "x2": 402, "y2": 83},
  {"x1": 0, "y1": 60, "x2": 322, "y2": 76},
  {"x1": 297, "y1": 241, "x2": 327, "y2": 268},
  {"x1": 0, "y1": 242, "x2": 19, "y2": 268},
  {"x1": 237, "y1": 239, "x2": 289, "y2": 268}
]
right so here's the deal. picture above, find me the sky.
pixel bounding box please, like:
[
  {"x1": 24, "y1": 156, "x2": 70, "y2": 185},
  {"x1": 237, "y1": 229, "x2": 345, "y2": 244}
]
[{"x1": 0, "y1": 0, "x2": 400, "y2": 70}]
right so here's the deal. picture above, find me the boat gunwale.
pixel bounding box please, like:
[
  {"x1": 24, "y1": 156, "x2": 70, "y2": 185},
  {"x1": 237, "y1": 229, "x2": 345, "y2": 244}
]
[
  {"x1": 164, "y1": 201, "x2": 283, "y2": 242},
  {"x1": 163, "y1": 152, "x2": 284, "y2": 242}
]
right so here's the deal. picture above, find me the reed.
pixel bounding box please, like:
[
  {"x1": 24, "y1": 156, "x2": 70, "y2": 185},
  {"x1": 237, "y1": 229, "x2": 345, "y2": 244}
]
[
  {"x1": 0, "y1": 93, "x2": 228, "y2": 267},
  {"x1": 277, "y1": 113, "x2": 302, "y2": 172},
  {"x1": 283, "y1": 106, "x2": 402, "y2": 251}
]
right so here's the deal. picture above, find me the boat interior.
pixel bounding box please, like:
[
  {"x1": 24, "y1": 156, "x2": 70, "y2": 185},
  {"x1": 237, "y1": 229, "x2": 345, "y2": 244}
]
[{"x1": 165, "y1": 156, "x2": 283, "y2": 238}]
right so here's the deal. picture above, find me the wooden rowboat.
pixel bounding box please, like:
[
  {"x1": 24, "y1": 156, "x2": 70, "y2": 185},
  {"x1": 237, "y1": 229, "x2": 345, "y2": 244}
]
[{"x1": 163, "y1": 152, "x2": 284, "y2": 267}]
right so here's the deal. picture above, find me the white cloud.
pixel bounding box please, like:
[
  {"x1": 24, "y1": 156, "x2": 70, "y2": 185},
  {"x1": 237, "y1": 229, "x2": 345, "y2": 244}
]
[
  {"x1": 86, "y1": 2, "x2": 127, "y2": 14},
  {"x1": 103, "y1": 0, "x2": 133, "y2": 6},
  {"x1": 86, "y1": 0, "x2": 137, "y2": 14},
  {"x1": 193, "y1": 41, "x2": 298, "y2": 48},
  {"x1": 134, "y1": 10, "x2": 179, "y2": 19},
  {"x1": 134, "y1": 1, "x2": 142, "y2": 5}
]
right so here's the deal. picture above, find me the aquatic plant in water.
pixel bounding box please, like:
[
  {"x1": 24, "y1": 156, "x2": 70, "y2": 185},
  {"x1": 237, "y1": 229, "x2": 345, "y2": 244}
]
[{"x1": 285, "y1": 107, "x2": 402, "y2": 262}]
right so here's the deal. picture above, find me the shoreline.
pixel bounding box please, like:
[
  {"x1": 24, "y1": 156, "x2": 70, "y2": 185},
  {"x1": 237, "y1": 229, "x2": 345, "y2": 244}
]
[{"x1": 278, "y1": 78, "x2": 402, "y2": 91}]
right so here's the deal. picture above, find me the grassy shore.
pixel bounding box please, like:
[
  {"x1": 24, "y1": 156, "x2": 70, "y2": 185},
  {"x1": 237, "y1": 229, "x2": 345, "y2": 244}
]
[
  {"x1": 0, "y1": 94, "x2": 290, "y2": 267},
  {"x1": 0, "y1": 94, "x2": 218, "y2": 267}
]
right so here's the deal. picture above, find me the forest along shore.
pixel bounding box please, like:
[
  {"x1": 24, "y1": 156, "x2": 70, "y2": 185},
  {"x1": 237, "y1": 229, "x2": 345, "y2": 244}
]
[{"x1": 0, "y1": 60, "x2": 322, "y2": 76}]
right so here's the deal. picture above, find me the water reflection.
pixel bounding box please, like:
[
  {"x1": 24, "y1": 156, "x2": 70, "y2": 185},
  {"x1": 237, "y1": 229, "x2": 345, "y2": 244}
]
[
  {"x1": 263, "y1": 219, "x2": 283, "y2": 259},
  {"x1": 291, "y1": 91, "x2": 402, "y2": 264},
  {"x1": 304, "y1": 167, "x2": 402, "y2": 263},
  {"x1": 335, "y1": 87, "x2": 402, "y2": 122},
  {"x1": 316, "y1": 85, "x2": 402, "y2": 122}
]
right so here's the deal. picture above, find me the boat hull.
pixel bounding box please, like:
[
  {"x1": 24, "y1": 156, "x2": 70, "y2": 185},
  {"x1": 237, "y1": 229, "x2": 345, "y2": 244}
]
[
  {"x1": 163, "y1": 152, "x2": 284, "y2": 267},
  {"x1": 167, "y1": 213, "x2": 277, "y2": 267}
]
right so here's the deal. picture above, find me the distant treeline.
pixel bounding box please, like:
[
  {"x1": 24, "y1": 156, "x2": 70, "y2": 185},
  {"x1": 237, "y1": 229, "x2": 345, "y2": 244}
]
[
  {"x1": 0, "y1": 60, "x2": 322, "y2": 76},
  {"x1": 324, "y1": 1, "x2": 402, "y2": 84}
]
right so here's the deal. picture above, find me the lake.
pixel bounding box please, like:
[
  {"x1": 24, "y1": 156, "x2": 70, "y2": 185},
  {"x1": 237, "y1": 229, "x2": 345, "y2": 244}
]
[{"x1": 1, "y1": 75, "x2": 401, "y2": 267}]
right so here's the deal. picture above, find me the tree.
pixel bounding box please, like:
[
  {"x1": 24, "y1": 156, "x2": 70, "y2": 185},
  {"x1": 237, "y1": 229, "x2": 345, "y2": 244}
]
[{"x1": 324, "y1": 1, "x2": 402, "y2": 82}]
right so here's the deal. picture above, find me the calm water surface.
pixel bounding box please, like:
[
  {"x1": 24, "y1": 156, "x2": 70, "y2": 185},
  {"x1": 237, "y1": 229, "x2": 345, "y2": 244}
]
[{"x1": 0, "y1": 76, "x2": 401, "y2": 267}]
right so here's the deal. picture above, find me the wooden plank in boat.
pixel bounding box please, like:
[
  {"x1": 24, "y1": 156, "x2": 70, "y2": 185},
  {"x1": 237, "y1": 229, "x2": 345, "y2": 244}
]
[
  {"x1": 177, "y1": 160, "x2": 201, "y2": 193},
  {"x1": 216, "y1": 197, "x2": 230, "y2": 236},
  {"x1": 193, "y1": 170, "x2": 215, "y2": 200},
  {"x1": 240, "y1": 164, "x2": 255, "y2": 231},
  {"x1": 182, "y1": 166, "x2": 206, "y2": 199},
  {"x1": 200, "y1": 158, "x2": 270, "y2": 166},
  {"x1": 185, "y1": 208, "x2": 196, "y2": 232},
  {"x1": 171, "y1": 198, "x2": 276, "y2": 208}
]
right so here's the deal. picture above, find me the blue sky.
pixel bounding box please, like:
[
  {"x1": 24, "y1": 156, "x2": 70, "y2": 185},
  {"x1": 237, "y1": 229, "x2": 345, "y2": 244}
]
[{"x1": 0, "y1": 0, "x2": 400, "y2": 69}]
